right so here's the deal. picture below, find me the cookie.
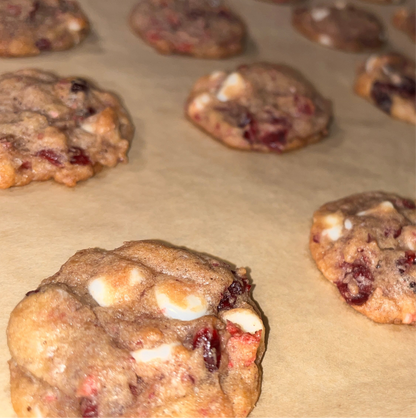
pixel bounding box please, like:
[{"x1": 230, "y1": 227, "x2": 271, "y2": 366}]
[
  {"x1": 310, "y1": 192, "x2": 416, "y2": 325},
  {"x1": 292, "y1": 3, "x2": 385, "y2": 52},
  {"x1": 0, "y1": 0, "x2": 89, "y2": 57},
  {"x1": 392, "y1": 8, "x2": 415, "y2": 43},
  {"x1": 7, "y1": 240, "x2": 265, "y2": 417},
  {"x1": 185, "y1": 62, "x2": 332, "y2": 153},
  {"x1": 354, "y1": 53, "x2": 416, "y2": 125},
  {"x1": 0, "y1": 69, "x2": 134, "y2": 188},
  {"x1": 129, "y1": 0, "x2": 246, "y2": 59}
]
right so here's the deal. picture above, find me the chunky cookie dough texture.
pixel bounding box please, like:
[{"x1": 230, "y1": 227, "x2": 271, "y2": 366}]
[
  {"x1": 7, "y1": 240, "x2": 265, "y2": 417},
  {"x1": 310, "y1": 192, "x2": 416, "y2": 325},
  {"x1": 392, "y1": 8, "x2": 415, "y2": 43},
  {"x1": 0, "y1": 0, "x2": 89, "y2": 57},
  {"x1": 185, "y1": 62, "x2": 332, "y2": 153},
  {"x1": 129, "y1": 0, "x2": 246, "y2": 59},
  {"x1": 0, "y1": 69, "x2": 134, "y2": 188},
  {"x1": 354, "y1": 53, "x2": 415, "y2": 125},
  {"x1": 292, "y1": 3, "x2": 385, "y2": 52}
]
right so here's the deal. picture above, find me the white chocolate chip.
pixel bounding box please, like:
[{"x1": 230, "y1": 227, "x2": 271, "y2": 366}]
[
  {"x1": 155, "y1": 285, "x2": 208, "y2": 321},
  {"x1": 323, "y1": 225, "x2": 343, "y2": 241},
  {"x1": 33, "y1": 407, "x2": 44, "y2": 418},
  {"x1": 80, "y1": 121, "x2": 95, "y2": 134},
  {"x1": 318, "y1": 34, "x2": 333, "y2": 46},
  {"x1": 217, "y1": 72, "x2": 246, "y2": 102},
  {"x1": 323, "y1": 214, "x2": 343, "y2": 228},
  {"x1": 192, "y1": 93, "x2": 211, "y2": 111},
  {"x1": 365, "y1": 55, "x2": 379, "y2": 73},
  {"x1": 88, "y1": 278, "x2": 114, "y2": 307},
  {"x1": 209, "y1": 71, "x2": 226, "y2": 81},
  {"x1": 131, "y1": 343, "x2": 179, "y2": 363},
  {"x1": 357, "y1": 201, "x2": 396, "y2": 216},
  {"x1": 344, "y1": 219, "x2": 353, "y2": 230},
  {"x1": 129, "y1": 268, "x2": 145, "y2": 285},
  {"x1": 311, "y1": 8, "x2": 330, "y2": 21},
  {"x1": 222, "y1": 308, "x2": 264, "y2": 334},
  {"x1": 68, "y1": 20, "x2": 82, "y2": 31}
]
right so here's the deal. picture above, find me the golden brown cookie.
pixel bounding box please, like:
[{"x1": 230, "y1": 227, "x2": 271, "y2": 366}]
[
  {"x1": 185, "y1": 63, "x2": 332, "y2": 153},
  {"x1": 292, "y1": 3, "x2": 385, "y2": 52},
  {"x1": 0, "y1": 0, "x2": 89, "y2": 57},
  {"x1": 7, "y1": 240, "x2": 265, "y2": 417},
  {"x1": 129, "y1": 0, "x2": 246, "y2": 59},
  {"x1": 354, "y1": 53, "x2": 416, "y2": 125},
  {"x1": 310, "y1": 192, "x2": 416, "y2": 325},
  {"x1": 0, "y1": 69, "x2": 134, "y2": 188},
  {"x1": 392, "y1": 8, "x2": 415, "y2": 43}
]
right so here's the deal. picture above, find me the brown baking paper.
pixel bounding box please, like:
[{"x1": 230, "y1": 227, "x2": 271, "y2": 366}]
[{"x1": 0, "y1": 0, "x2": 415, "y2": 416}]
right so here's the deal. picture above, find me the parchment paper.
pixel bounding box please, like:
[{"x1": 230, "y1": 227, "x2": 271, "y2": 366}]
[{"x1": 1, "y1": 0, "x2": 415, "y2": 416}]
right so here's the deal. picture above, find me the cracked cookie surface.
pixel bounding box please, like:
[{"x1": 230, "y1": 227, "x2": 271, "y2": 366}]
[
  {"x1": 7, "y1": 240, "x2": 265, "y2": 417},
  {"x1": 0, "y1": 0, "x2": 89, "y2": 57},
  {"x1": 310, "y1": 192, "x2": 416, "y2": 325},
  {"x1": 354, "y1": 53, "x2": 416, "y2": 125},
  {"x1": 0, "y1": 69, "x2": 134, "y2": 188},
  {"x1": 185, "y1": 62, "x2": 332, "y2": 153},
  {"x1": 129, "y1": 0, "x2": 246, "y2": 59},
  {"x1": 292, "y1": 3, "x2": 385, "y2": 52}
]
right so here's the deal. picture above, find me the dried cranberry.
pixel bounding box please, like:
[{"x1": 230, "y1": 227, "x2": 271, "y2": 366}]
[
  {"x1": 192, "y1": 327, "x2": 221, "y2": 372},
  {"x1": 371, "y1": 82, "x2": 392, "y2": 114},
  {"x1": 312, "y1": 234, "x2": 320, "y2": 243},
  {"x1": 35, "y1": 38, "x2": 51, "y2": 51},
  {"x1": 260, "y1": 130, "x2": 287, "y2": 152},
  {"x1": 20, "y1": 161, "x2": 32, "y2": 170},
  {"x1": 69, "y1": 147, "x2": 91, "y2": 165},
  {"x1": 397, "y1": 76, "x2": 416, "y2": 98},
  {"x1": 400, "y1": 199, "x2": 416, "y2": 209},
  {"x1": 25, "y1": 288, "x2": 40, "y2": 297},
  {"x1": 7, "y1": 5, "x2": 22, "y2": 16},
  {"x1": 80, "y1": 398, "x2": 98, "y2": 418},
  {"x1": 129, "y1": 384, "x2": 139, "y2": 397},
  {"x1": 397, "y1": 251, "x2": 416, "y2": 273},
  {"x1": 393, "y1": 228, "x2": 402, "y2": 238},
  {"x1": 36, "y1": 149, "x2": 62, "y2": 166},
  {"x1": 337, "y1": 261, "x2": 374, "y2": 306},
  {"x1": 71, "y1": 79, "x2": 89, "y2": 93},
  {"x1": 218, "y1": 272, "x2": 251, "y2": 311},
  {"x1": 29, "y1": 1, "x2": 40, "y2": 20},
  {"x1": 243, "y1": 118, "x2": 258, "y2": 143}
]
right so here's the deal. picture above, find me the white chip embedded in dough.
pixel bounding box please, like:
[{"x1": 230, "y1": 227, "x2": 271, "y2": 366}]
[
  {"x1": 129, "y1": 268, "x2": 145, "y2": 285},
  {"x1": 311, "y1": 8, "x2": 330, "y2": 21},
  {"x1": 357, "y1": 201, "x2": 396, "y2": 216},
  {"x1": 344, "y1": 219, "x2": 353, "y2": 230},
  {"x1": 155, "y1": 286, "x2": 208, "y2": 321},
  {"x1": 222, "y1": 308, "x2": 264, "y2": 334},
  {"x1": 88, "y1": 278, "x2": 114, "y2": 307},
  {"x1": 318, "y1": 34, "x2": 333, "y2": 46},
  {"x1": 217, "y1": 72, "x2": 246, "y2": 102},
  {"x1": 131, "y1": 343, "x2": 179, "y2": 363}
]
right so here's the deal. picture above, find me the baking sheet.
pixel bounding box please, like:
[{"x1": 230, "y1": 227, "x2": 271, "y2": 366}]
[{"x1": 1, "y1": 0, "x2": 415, "y2": 416}]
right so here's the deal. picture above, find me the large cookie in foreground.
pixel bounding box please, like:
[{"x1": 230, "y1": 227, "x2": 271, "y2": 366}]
[
  {"x1": 7, "y1": 240, "x2": 265, "y2": 417},
  {"x1": 354, "y1": 53, "x2": 416, "y2": 125},
  {"x1": 292, "y1": 3, "x2": 385, "y2": 52},
  {"x1": 185, "y1": 63, "x2": 332, "y2": 153},
  {"x1": 0, "y1": 0, "x2": 89, "y2": 57},
  {"x1": 129, "y1": 0, "x2": 246, "y2": 59},
  {"x1": 0, "y1": 69, "x2": 134, "y2": 188},
  {"x1": 310, "y1": 192, "x2": 416, "y2": 325}
]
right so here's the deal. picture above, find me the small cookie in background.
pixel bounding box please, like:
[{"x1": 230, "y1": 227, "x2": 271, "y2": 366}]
[
  {"x1": 257, "y1": 0, "x2": 304, "y2": 5},
  {"x1": 0, "y1": 0, "x2": 89, "y2": 57},
  {"x1": 129, "y1": 0, "x2": 246, "y2": 59},
  {"x1": 392, "y1": 8, "x2": 415, "y2": 43},
  {"x1": 185, "y1": 63, "x2": 332, "y2": 153},
  {"x1": 292, "y1": 3, "x2": 385, "y2": 52},
  {"x1": 310, "y1": 192, "x2": 416, "y2": 325},
  {"x1": 7, "y1": 240, "x2": 265, "y2": 417},
  {"x1": 0, "y1": 69, "x2": 134, "y2": 189},
  {"x1": 354, "y1": 53, "x2": 415, "y2": 125}
]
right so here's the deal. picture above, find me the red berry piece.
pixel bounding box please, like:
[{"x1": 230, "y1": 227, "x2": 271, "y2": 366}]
[
  {"x1": 129, "y1": 384, "x2": 139, "y2": 397},
  {"x1": 397, "y1": 251, "x2": 416, "y2": 274},
  {"x1": 398, "y1": 199, "x2": 416, "y2": 210},
  {"x1": 71, "y1": 79, "x2": 89, "y2": 93},
  {"x1": 397, "y1": 76, "x2": 416, "y2": 98},
  {"x1": 260, "y1": 130, "x2": 287, "y2": 152},
  {"x1": 20, "y1": 161, "x2": 32, "y2": 170},
  {"x1": 337, "y1": 261, "x2": 374, "y2": 306},
  {"x1": 192, "y1": 327, "x2": 221, "y2": 372},
  {"x1": 243, "y1": 118, "x2": 258, "y2": 143},
  {"x1": 36, "y1": 149, "x2": 62, "y2": 166},
  {"x1": 80, "y1": 398, "x2": 98, "y2": 418},
  {"x1": 35, "y1": 38, "x2": 52, "y2": 51},
  {"x1": 218, "y1": 272, "x2": 251, "y2": 311},
  {"x1": 313, "y1": 234, "x2": 320, "y2": 243},
  {"x1": 69, "y1": 147, "x2": 91, "y2": 166},
  {"x1": 371, "y1": 82, "x2": 392, "y2": 114}
]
